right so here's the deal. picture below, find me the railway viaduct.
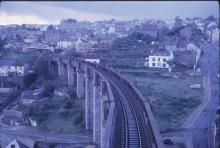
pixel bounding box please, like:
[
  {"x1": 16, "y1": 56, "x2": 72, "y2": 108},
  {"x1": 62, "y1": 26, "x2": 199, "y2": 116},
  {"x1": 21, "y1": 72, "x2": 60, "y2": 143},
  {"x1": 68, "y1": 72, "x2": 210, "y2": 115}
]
[{"x1": 48, "y1": 54, "x2": 164, "y2": 148}]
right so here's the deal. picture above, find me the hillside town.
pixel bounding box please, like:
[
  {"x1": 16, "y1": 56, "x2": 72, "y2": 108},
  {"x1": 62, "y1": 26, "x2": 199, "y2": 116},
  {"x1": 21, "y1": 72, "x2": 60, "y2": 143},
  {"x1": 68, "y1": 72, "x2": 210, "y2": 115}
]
[{"x1": 0, "y1": 9, "x2": 219, "y2": 148}]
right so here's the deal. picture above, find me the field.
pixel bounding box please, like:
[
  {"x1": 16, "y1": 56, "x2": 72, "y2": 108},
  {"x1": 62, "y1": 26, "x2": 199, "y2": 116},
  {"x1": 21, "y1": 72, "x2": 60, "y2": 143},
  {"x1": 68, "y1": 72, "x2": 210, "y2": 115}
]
[
  {"x1": 90, "y1": 46, "x2": 204, "y2": 132},
  {"x1": 117, "y1": 68, "x2": 203, "y2": 132}
]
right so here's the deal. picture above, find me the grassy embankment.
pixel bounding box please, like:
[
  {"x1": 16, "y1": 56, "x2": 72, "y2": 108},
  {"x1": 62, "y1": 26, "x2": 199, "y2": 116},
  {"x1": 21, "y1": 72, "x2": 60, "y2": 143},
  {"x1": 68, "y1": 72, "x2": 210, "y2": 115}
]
[{"x1": 119, "y1": 68, "x2": 202, "y2": 132}]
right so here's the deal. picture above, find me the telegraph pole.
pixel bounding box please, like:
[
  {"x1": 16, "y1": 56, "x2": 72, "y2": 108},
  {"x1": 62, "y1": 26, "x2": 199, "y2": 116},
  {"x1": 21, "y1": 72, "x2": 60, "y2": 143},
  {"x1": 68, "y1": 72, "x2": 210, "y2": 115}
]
[{"x1": 44, "y1": 124, "x2": 47, "y2": 148}]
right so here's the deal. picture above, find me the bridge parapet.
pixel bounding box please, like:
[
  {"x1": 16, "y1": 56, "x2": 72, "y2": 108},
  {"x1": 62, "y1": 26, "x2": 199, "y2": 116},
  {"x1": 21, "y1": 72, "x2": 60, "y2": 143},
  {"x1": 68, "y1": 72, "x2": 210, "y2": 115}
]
[{"x1": 102, "y1": 81, "x2": 116, "y2": 148}]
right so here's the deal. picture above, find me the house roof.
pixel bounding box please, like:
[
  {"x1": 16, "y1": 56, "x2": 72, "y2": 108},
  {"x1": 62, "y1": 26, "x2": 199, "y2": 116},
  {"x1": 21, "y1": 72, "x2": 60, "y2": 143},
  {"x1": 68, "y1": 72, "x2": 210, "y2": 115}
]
[{"x1": 151, "y1": 49, "x2": 170, "y2": 56}]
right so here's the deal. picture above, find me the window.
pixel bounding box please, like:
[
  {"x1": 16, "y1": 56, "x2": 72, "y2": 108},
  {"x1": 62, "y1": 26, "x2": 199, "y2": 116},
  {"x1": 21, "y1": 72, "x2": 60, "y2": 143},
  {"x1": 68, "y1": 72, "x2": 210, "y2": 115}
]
[
  {"x1": 163, "y1": 58, "x2": 166, "y2": 62},
  {"x1": 163, "y1": 63, "x2": 166, "y2": 67},
  {"x1": 158, "y1": 58, "x2": 160, "y2": 61},
  {"x1": 11, "y1": 144, "x2": 15, "y2": 148},
  {"x1": 152, "y1": 58, "x2": 155, "y2": 61},
  {"x1": 152, "y1": 63, "x2": 155, "y2": 67}
]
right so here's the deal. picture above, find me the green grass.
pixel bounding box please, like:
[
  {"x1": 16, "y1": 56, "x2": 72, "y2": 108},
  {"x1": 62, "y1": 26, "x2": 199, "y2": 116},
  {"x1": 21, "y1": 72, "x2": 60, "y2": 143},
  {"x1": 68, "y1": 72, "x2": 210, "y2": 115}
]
[{"x1": 118, "y1": 70, "x2": 203, "y2": 132}]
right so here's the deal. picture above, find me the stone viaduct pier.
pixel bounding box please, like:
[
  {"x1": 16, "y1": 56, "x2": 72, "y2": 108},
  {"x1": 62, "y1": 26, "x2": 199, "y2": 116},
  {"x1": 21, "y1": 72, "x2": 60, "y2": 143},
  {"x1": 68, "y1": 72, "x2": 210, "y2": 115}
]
[{"x1": 49, "y1": 54, "x2": 164, "y2": 148}]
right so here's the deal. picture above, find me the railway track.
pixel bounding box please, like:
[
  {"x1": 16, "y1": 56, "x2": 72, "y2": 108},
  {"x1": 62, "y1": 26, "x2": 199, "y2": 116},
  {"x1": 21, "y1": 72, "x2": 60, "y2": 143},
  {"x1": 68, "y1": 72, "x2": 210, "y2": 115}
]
[
  {"x1": 82, "y1": 61, "x2": 157, "y2": 148},
  {"x1": 108, "y1": 78, "x2": 151, "y2": 148}
]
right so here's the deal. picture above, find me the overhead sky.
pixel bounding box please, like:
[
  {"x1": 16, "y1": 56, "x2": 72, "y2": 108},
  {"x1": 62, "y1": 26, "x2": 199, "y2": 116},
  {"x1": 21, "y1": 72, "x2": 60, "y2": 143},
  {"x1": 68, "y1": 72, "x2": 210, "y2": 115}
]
[{"x1": 0, "y1": 1, "x2": 219, "y2": 25}]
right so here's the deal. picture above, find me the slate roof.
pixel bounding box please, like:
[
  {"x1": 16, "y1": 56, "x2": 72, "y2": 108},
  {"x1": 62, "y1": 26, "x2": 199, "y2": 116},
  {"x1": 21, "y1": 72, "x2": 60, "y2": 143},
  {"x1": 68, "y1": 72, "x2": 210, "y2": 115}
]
[{"x1": 151, "y1": 49, "x2": 170, "y2": 56}]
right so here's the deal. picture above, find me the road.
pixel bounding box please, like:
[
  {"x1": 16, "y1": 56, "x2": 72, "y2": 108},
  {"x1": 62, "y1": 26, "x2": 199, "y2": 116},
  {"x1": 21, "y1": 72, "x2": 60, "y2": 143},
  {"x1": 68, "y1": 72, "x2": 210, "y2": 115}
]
[
  {"x1": 190, "y1": 41, "x2": 219, "y2": 148},
  {"x1": 0, "y1": 126, "x2": 90, "y2": 143},
  {"x1": 0, "y1": 114, "x2": 91, "y2": 145},
  {"x1": 183, "y1": 41, "x2": 219, "y2": 148},
  {"x1": 163, "y1": 41, "x2": 219, "y2": 148}
]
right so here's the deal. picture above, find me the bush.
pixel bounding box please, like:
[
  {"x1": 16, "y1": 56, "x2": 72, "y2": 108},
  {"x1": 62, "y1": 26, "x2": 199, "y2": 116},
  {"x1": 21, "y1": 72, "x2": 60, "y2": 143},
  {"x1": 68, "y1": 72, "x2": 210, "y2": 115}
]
[
  {"x1": 67, "y1": 87, "x2": 77, "y2": 99},
  {"x1": 22, "y1": 72, "x2": 37, "y2": 89},
  {"x1": 58, "y1": 110, "x2": 70, "y2": 118},
  {"x1": 42, "y1": 81, "x2": 55, "y2": 97},
  {"x1": 73, "y1": 112, "x2": 84, "y2": 125},
  {"x1": 32, "y1": 56, "x2": 48, "y2": 76},
  {"x1": 24, "y1": 105, "x2": 39, "y2": 118},
  {"x1": 64, "y1": 101, "x2": 74, "y2": 109}
]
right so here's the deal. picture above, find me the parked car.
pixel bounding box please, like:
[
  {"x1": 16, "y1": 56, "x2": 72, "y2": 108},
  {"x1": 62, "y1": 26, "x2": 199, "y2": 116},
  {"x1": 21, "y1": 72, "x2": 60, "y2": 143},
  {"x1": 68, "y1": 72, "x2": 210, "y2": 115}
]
[{"x1": 163, "y1": 138, "x2": 174, "y2": 145}]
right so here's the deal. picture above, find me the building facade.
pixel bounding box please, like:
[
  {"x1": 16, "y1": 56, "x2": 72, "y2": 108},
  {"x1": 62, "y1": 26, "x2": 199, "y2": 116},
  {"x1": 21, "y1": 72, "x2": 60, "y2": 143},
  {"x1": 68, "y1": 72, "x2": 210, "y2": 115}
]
[{"x1": 147, "y1": 50, "x2": 174, "y2": 69}]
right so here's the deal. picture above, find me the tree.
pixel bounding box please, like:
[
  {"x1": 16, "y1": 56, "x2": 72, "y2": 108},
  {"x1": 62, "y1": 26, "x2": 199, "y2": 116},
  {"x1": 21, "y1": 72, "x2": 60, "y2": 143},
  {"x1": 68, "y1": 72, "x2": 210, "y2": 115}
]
[
  {"x1": 22, "y1": 72, "x2": 37, "y2": 89},
  {"x1": 24, "y1": 104, "x2": 39, "y2": 118},
  {"x1": 37, "y1": 36, "x2": 43, "y2": 42},
  {"x1": 42, "y1": 81, "x2": 55, "y2": 97},
  {"x1": 15, "y1": 34, "x2": 24, "y2": 42},
  {"x1": 32, "y1": 56, "x2": 48, "y2": 76},
  {"x1": 0, "y1": 38, "x2": 6, "y2": 51},
  {"x1": 47, "y1": 25, "x2": 54, "y2": 32}
]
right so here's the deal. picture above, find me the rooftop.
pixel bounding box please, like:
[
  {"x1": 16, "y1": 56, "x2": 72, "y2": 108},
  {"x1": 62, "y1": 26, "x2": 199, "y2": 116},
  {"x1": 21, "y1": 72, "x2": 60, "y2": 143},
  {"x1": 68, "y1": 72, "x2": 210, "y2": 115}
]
[
  {"x1": 151, "y1": 49, "x2": 171, "y2": 56},
  {"x1": 0, "y1": 60, "x2": 24, "y2": 67}
]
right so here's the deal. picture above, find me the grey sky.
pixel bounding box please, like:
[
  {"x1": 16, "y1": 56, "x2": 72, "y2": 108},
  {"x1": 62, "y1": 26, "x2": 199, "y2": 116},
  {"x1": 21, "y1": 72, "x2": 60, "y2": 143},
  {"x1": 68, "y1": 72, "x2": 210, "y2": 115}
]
[{"x1": 0, "y1": 1, "x2": 219, "y2": 24}]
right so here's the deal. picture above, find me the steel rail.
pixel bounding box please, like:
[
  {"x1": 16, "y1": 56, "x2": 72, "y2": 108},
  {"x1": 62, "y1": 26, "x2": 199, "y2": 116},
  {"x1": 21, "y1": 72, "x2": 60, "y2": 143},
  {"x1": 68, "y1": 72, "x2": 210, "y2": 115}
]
[
  {"x1": 110, "y1": 82, "x2": 129, "y2": 148},
  {"x1": 108, "y1": 77, "x2": 145, "y2": 147}
]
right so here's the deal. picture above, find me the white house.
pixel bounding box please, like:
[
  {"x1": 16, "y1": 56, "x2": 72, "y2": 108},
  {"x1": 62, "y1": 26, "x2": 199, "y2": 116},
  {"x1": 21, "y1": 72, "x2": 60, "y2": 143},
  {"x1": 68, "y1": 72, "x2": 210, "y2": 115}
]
[
  {"x1": 85, "y1": 59, "x2": 100, "y2": 64},
  {"x1": 9, "y1": 66, "x2": 25, "y2": 76},
  {"x1": 146, "y1": 50, "x2": 174, "y2": 70},
  {"x1": 212, "y1": 28, "x2": 219, "y2": 43},
  {"x1": 57, "y1": 41, "x2": 75, "y2": 49},
  {"x1": 0, "y1": 62, "x2": 27, "y2": 77},
  {"x1": 24, "y1": 38, "x2": 36, "y2": 44},
  {"x1": 26, "y1": 117, "x2": 37, "y2": 127},
  {"x1": 75, "y1": 38, "x2": 91, "y2": 53},
  {"x1": 0, "y1": 66, "x2": 9, "y2": 76},
  {"x1": 89, "y1": 41, "x2": 99, "y2": 51}
]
